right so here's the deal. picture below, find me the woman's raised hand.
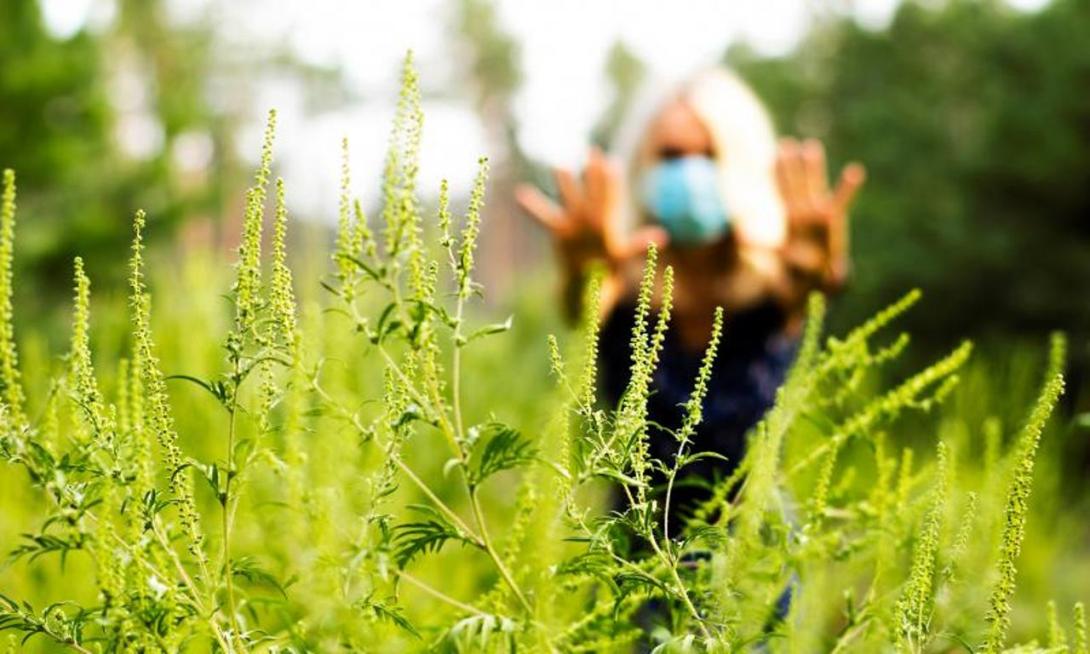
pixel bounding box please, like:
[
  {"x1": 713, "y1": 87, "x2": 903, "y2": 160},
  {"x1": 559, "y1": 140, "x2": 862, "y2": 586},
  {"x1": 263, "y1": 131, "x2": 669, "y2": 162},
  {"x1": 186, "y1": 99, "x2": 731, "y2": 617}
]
[
  {"x1": 516, "y1": 148, "x2": 666, "y2": 276},
  {"x1": 774, "y1": 138, "x2": 866, "y2": 289}
]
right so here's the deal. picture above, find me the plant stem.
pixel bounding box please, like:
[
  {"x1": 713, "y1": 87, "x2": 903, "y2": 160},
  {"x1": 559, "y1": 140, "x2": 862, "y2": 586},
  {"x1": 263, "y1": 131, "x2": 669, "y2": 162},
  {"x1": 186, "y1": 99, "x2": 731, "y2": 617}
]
[
  {"x1": 222, "y1": 366, "x2": 242, "y2": 649},
  {"x1": 663, "y1": 463, "x2": 681, "y2": 546},
  {"x1": 620, "y1": 473, "x2": 711, "y2": 642},
  {"x1": 61, "y1": 639, "x2": 94, "y2": 654},
  {"x1": 830, "y1": 613, "x2": 873, "y2": 653},
  {"x1": 312, "y1": 366, "x2": 485, "y2": 554},
  {"x1": 469, "y1": 487, "x2": 534, "y2": 616},
  {"x1": 394, "y1": 456, "x2": 482, "y2": 546},
  {"x1": 647, "y1": 534, "x2": 713, "y2": 643},
  {"x1": 448, "y1": 292, "x2": 534, "y2": 617},
  {"x1": 376, "y1": 342, "x2": 462, "y2": 458},
  {"x1": 451, "y1": 300, "x2": 467, "y2": 442},
  {"x1": 149, "y1": 518, "x2": 233, "y2": 652},
  {"x1": 398, "y1": 570, "x2": 486, "y2": 616},
  {"x1": 438, "y1": 285, "x2": 533, "y2": 616}
]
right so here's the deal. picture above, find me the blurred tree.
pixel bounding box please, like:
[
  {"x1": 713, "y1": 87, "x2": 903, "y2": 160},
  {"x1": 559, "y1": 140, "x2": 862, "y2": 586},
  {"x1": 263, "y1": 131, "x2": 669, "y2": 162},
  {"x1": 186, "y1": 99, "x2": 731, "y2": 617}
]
[
  {"x1": 0, "y1": 0, "x2": 229, "y2": 300},
  {"x1": 728, "y1": 0, "x2": 1090, "y2": 396},
  {"x1": 0, "y1": 0, "x2": 117, "y2": 289},
  {"x1": 454, "y1": 0, "x2": 536, "y2": 299},
  {"x1": 591, "y1": 40, "x2": 647, "y2": 150},
  {"x1": 457, "y1": 0, "x2": 521, "y2": 107},
  {"x1": 111, "y1": 0, "x2": 240, "y2": 253}
]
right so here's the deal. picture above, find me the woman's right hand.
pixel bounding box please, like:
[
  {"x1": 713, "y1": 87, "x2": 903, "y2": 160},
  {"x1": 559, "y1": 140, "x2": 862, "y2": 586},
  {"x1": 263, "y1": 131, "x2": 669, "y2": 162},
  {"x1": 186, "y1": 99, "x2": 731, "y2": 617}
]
[{"x1": 516, "y1": 148, "x2": 666, "y2": 277}]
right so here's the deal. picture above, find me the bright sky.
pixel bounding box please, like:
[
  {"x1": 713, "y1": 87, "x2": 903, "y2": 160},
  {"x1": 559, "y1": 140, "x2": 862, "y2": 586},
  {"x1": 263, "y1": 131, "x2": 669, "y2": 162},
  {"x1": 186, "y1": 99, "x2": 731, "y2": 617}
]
[
  {"x1": 215, "y1": 0, "x2": 854, "y2": 217},
  {"x1": 40, "y1": 0, "x2": 1051, "y2": 219}
]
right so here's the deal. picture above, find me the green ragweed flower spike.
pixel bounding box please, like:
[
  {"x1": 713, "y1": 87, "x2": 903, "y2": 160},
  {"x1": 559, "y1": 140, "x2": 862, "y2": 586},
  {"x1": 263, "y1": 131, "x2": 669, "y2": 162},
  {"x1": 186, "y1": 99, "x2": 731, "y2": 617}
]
[{"x1": 984, "y1": 337, "x2": 1066, "y2": 653}]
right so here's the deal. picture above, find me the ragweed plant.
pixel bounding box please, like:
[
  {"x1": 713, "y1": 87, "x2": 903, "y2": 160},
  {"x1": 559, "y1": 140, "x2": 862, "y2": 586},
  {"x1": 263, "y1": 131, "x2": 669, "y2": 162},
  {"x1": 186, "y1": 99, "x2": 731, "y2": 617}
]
[{"x1": 0, "y1": 54, "x2": 1082, "y2": 654}]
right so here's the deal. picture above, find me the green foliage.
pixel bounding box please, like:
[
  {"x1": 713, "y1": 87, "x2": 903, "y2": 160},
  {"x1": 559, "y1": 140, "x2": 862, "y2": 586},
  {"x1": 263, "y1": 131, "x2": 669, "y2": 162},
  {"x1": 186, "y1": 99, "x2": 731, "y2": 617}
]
[
  {"x1": 0, "y1": 170, "x2": 25, "y2": 428},
  {"x1": 895, "y1": 441, "x2": 948, "y2": 652},
  {"x1": 985, "y1": 336, "x2": 1066, "y2": 652},
  {"x1": 728, "y1": 0, "x2": 1090, "y2": 376},
  {"x1": 393, "y1": 505, "x2": 480, "y2": 568},
  {"x1": 469, "y1": 423, "x2": 537, "y2": 486},
  {"x1": 0, "y1": 54, "x2": 1083, "y2": 653},
  {"x1": 0, "y1": 0, "x2": 232, "y2": 298},
  {"x1": 1075, "y1": 602, "x2": 1088, "y2": 654}
]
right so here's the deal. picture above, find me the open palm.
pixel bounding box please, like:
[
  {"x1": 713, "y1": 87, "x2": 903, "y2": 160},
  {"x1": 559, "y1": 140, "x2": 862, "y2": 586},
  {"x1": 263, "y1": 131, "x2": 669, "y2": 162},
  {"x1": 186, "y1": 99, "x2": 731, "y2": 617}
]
[
  {"x1": 516, "y1": 148, "x2": 666, "y2": 275},
  {"x1": 774, "y1": 137, "x2": 866, "y2": 288}
]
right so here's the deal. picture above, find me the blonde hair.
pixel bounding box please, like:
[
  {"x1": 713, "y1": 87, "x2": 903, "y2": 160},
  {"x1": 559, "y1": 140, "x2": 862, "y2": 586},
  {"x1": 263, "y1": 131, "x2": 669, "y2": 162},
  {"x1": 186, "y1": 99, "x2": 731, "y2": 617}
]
[{"x1": 617, "y1": 67, "x2": 786, "y2": 253}]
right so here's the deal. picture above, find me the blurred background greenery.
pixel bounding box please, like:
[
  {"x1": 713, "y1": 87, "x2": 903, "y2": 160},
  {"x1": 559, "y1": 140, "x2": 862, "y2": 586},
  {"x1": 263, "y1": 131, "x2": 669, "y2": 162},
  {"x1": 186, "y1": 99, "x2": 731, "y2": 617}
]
[{"x1": 2, "y1": 0, "x2": 1086, "y2": 463}]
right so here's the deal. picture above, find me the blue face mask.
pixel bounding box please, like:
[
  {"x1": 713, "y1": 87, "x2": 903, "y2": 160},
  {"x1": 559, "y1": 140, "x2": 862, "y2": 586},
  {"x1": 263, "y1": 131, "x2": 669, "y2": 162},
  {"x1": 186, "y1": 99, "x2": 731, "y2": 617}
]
[{"x1": 640, "y1": 155, "x2": 729, "y2": 246}]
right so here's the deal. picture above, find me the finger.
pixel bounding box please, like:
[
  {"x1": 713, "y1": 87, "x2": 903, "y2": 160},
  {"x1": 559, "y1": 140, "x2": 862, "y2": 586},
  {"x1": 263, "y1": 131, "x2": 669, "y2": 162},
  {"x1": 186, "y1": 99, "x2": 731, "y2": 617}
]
[
  {"x1": 825, "y1": 216, "x2": 851, "y2": 288},
  {"x1": 515, "y1": 184, "x2": 567, "y2": 235},
  {"x1": 603, "y1": 151, "x2": 623, "y2": 204},
  {"x1": 787, "y1": 140, "x2": 813, "y2": 212},
  {"x1": 584, "y1": 148, "x2": 607, "y2": 226},
  {"x1": 826, "y1": 207, "x2": 848, "y2": 287},
  {"x1": 774, "y1": 143, "x2": 792, "y2": 200},
  {"x1": 777, "y1": 138, "x2": 808, "y2": 212},
  {"x1": 594, "y1": 149, "x2": 623, "y2": 228},
  {"x1": 615, "y1": 225, "x2": 669, "y2": 261},
  {"x1": 554, "y1": 167, "x2": 584, "y2": 218},
  {"x1": 828, "y1": 163, "x2": 864, "y2": 286},
  {"x1": 802, "y1": 139, "x2": 829, "y2": 203},
  {"x1": 832, "y1": 162, "x2": 866, "y2": 213}
]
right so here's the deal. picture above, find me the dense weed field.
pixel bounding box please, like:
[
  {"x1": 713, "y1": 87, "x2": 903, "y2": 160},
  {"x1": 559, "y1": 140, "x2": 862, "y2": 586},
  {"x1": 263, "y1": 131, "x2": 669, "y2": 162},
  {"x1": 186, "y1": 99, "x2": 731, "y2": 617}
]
[{"x1": 0, "y1": 56, "x2": 1087, "y2": 653}]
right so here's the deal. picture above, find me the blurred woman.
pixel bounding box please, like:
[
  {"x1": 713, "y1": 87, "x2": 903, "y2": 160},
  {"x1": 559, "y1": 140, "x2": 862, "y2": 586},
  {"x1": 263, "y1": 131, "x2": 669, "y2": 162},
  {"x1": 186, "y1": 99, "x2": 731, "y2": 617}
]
[{"x1": 516, "y1": 67, "x2": 866, "y2": 515}]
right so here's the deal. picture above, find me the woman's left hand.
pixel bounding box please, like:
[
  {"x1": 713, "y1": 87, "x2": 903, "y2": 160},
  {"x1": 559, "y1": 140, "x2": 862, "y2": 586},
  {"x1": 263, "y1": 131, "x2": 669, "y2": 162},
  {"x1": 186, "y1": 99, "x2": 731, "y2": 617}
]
[{"x1": 774, "y1": 138, "x2": 866, "y2": 290}]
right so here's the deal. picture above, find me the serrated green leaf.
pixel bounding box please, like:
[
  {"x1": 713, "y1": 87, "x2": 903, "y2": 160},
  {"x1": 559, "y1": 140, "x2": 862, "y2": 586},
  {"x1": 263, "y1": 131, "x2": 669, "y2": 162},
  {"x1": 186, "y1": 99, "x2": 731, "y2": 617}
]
[{"x1": 468, "y1": 422, "x2": 536, "y2": 485}]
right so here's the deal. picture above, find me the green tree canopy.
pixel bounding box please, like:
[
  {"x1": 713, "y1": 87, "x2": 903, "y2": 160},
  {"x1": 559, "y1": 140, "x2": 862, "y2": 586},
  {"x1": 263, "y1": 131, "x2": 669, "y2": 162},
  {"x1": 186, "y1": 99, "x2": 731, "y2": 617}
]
[{"x1": 729, "y1": 0, "x2": 1090, "y2": 375}]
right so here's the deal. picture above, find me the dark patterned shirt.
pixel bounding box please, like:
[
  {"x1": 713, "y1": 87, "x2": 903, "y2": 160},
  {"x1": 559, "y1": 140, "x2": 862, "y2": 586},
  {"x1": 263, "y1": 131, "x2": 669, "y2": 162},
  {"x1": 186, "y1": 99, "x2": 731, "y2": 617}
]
[{"x1": 600, "y1": 299, "x2": 798, "y2": 512}]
